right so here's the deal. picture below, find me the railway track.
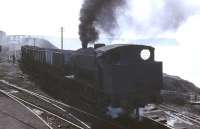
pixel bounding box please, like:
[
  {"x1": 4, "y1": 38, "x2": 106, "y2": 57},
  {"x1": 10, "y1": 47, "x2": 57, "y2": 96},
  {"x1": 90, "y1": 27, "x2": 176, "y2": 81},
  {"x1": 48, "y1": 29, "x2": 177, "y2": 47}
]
[
  {"x1": 159, "y1": 104, "x2": 200, "y2": 128},
  {"x1": 0, "y1": 79, "x2": 91, "y2": 129},
  {"x1": 0, "y1": 80, "x2": 126, "y2": 129},
  {"x1": 2, "y1": 77, "x2": 200, "y2": 129}
]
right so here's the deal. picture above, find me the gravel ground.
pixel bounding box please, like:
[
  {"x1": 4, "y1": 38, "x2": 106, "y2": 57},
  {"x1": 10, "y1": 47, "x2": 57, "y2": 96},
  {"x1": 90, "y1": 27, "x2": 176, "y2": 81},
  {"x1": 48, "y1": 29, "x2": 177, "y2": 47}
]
[
  {"x1": 0, "y1": 53, "x2": 51, "y2": 128},
  {"x1": 0, "y1": 94, "x2": 49, "y2": 129},
  {"x1": 0, "y1": 60, "x2": 52, "y2": 98}
]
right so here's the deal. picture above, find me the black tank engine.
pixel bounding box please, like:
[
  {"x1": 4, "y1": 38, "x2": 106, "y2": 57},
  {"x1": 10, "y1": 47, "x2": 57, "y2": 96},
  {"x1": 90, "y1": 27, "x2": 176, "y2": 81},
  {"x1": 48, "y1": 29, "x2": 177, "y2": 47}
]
[{"x1": 21, "y1": 44, "x2": 162, "y2": 115}]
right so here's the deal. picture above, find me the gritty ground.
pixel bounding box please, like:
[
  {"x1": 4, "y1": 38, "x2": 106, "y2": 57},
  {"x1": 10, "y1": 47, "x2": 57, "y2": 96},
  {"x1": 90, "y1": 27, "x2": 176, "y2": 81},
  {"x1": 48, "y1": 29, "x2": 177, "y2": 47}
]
[
  {"x1": 0, "y1": 54, "x2": 51, "y2": 128},
  {"x1": 0, "y1": 61, "x2": 52, "y2": 97},
  {"x1": 0, "y1": 94, "x2": 49, "y2": 129}
]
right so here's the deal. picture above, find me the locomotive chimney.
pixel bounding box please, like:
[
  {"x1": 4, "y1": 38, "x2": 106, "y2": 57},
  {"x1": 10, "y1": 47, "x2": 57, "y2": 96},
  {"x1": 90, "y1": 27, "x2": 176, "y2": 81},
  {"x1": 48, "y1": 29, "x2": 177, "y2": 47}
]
[{"x1": 82, "y1": 42, "x2": 88, "y2": 49}]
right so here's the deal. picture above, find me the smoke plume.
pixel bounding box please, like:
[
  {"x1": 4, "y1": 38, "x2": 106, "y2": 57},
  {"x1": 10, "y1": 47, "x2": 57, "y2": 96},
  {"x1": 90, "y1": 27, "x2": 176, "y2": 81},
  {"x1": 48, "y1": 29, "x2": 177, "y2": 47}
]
[
  {"x1": 119, "y1": 0, "x2": 198, "y2": 38},
  {"x1": 79, "y1": 0, "x2": 127, "y2": 48},
  {"x1": 79, "y1": 0, "x2": 200, "y2": 47}
]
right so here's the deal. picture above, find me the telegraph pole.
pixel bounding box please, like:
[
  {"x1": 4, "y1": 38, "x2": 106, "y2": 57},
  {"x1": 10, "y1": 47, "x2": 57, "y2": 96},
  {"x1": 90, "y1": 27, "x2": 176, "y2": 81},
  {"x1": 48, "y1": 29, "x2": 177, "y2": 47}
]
[
  {"x1": 33, "y1": 38, "x2": 36, "y2": 48},
  {"x1": 61, "y1": 27, "x2": 63, "y2": 50}
]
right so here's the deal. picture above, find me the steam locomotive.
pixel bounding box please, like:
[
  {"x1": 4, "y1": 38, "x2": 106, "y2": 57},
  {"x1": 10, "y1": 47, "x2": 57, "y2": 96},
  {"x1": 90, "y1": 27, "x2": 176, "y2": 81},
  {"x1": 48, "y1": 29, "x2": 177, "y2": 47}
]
[{"x1": 21, "y1": 44, "x2": 162, "y2": 116}]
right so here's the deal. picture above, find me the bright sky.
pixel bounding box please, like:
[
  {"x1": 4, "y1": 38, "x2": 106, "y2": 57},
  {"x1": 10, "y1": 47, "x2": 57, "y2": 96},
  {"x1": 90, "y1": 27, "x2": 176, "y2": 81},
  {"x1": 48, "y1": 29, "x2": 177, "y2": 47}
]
[
  {"x1": 0, "y1": 0, "x2": 83, "y2": 37},
  {"x1": 0, "y1": 0, "x2": 200, "y2": 87}
]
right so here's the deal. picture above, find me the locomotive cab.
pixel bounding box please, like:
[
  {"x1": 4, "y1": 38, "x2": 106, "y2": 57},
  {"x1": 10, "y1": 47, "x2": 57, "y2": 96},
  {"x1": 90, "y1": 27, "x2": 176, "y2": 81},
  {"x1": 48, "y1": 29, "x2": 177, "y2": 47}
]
[{"x1": 96, "y1": 44, "x2": 162, "y2": 109}]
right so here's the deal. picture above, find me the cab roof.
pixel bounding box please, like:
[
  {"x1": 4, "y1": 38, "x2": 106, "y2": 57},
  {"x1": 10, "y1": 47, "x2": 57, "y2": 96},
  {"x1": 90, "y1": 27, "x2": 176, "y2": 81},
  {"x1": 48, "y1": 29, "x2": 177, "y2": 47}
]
[{"x1": 96, "y1": 44, "x2": 154, "y2": 52}]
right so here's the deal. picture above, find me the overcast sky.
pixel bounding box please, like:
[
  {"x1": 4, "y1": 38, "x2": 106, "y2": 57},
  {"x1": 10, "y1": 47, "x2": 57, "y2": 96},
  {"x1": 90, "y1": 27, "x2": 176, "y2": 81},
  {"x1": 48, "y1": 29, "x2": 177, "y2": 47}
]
[
  {"x1": 0, "y1": 0, "x2": 200, "y2": 87},
  {"x1": 0, "y1": 0, "x2": 199, "y2": 40},
  {"x1": 0, "y1": 0, "x2": 83, "y2": 37}
]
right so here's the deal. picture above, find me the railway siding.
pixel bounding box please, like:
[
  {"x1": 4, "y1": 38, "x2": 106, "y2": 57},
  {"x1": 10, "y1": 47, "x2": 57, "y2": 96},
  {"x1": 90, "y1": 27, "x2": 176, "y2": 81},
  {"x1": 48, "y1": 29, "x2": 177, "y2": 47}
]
[
  {"x1": 143, "y1": 104, "x2": 200, "y2": 129},
  {"x1": 0, "y1": 80, "x2": 91, "y2": 129}
]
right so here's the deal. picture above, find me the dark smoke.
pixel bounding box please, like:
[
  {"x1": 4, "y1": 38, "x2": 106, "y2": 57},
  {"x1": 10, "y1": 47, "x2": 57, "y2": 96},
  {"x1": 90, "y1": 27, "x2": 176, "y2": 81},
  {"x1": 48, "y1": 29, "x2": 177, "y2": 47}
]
[{"x1": 79, "y1": 0, "x2": 127, "y2": 48}]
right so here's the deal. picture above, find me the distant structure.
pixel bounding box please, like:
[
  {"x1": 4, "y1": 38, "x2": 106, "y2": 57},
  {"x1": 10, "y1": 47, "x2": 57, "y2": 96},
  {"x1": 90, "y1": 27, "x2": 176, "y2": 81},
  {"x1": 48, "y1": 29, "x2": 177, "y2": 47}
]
[
  {"x1": 0, "y1": 31, "x2": 7, "y2": 44},
  {"x1": 23, "y1": 37, "x2": 57, "y2": 49},
  {"x1": 6, "y1": 35, "x2": 32, "y2": 44},
  {"x1": 5, "y1": 35, "x2": 57, "y2": 49}
]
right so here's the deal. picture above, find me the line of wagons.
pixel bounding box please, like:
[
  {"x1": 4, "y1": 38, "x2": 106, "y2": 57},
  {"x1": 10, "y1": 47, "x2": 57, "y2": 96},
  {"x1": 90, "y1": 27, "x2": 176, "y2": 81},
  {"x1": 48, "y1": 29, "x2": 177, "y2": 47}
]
[
  {"x1": 21, "y1": 45, "x2": 74, "y2": 75},
  {"x1": 21, "y1": 44, "x2": 162, "y2": 114}
]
